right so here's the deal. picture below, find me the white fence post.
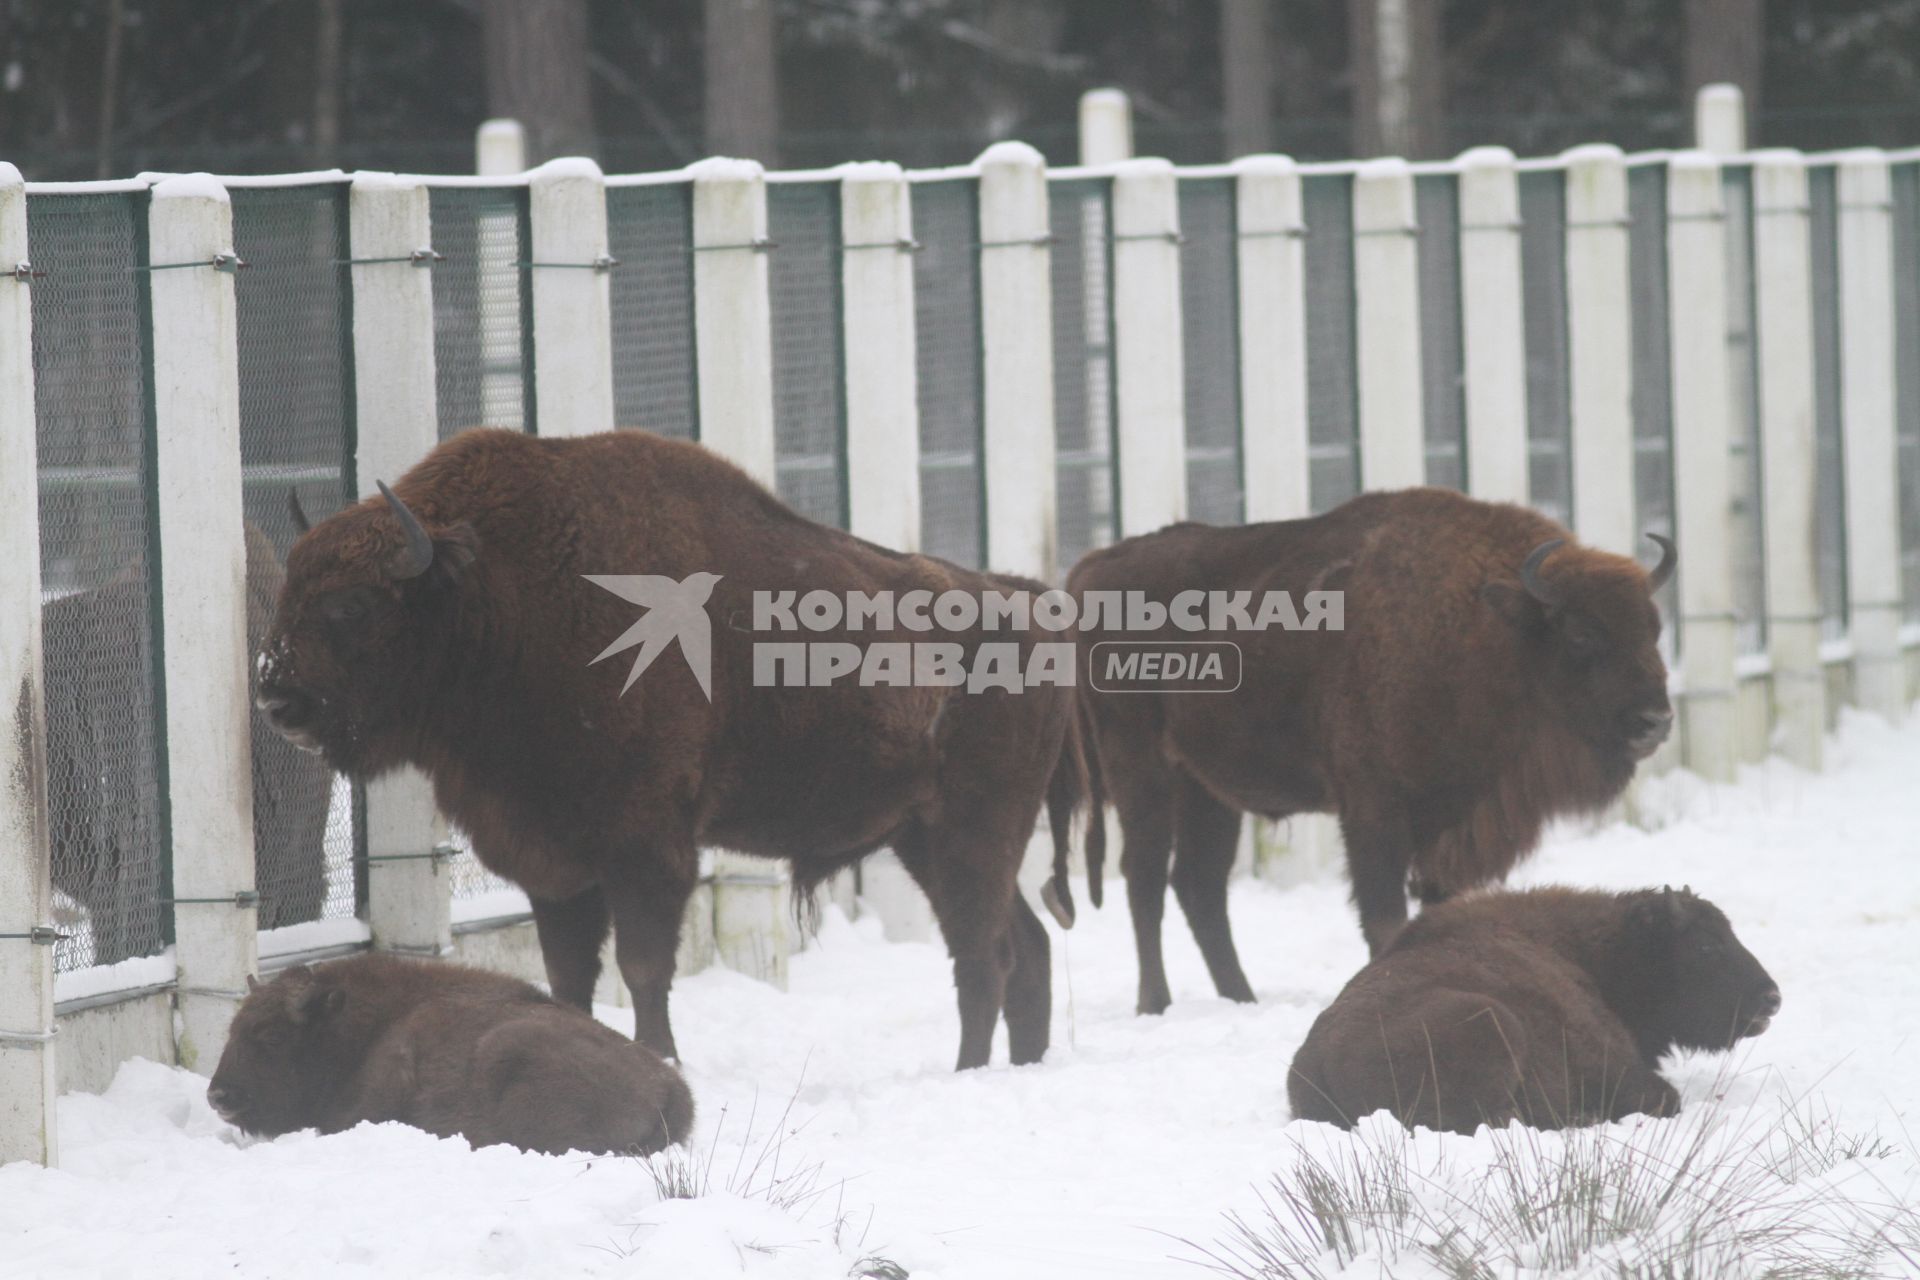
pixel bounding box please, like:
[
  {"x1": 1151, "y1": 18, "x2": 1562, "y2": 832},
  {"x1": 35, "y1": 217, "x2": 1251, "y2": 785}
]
[
  {"x1": 148, "y1": 175, "x2": 258, "y2": 1070},
  {"x1": 350, "y1": 175, "x2": 455, "y2": 956},
  {"x1": 1234, "y1": 156, "x2": 1310, "y2": 522},
  {"x1": 476, "y1": 119, "x2": 527, "y2": 176},
  {"x1": 527, "y1": 158, "x2": 615, "y2": 438},
  {"x1": 1079, "y1": 89, "x2": 1134, "y2": 167},
  {"x1": 1666, "y1": 154, "x2": 1739, "y2": 782},
  {"x1": 1111, "y1": 159, "x2": 1187, "y2": 535},
  {"x1": 1456, "y1": 147, "x2": 1529, "y2": 505},
  {"x1": 1751, "y1": 151, "x2": 1826, "y2": 769},
  {"x1": 977, "y1": 142, "x2": 1056, "y2": 581},
  {"x1": 1835, "y1": 150, "x2": 1908, "y2": 721},
  {"x1": 0, "y1": 163, "x2": 57, "y2": 1167},
  {"x1": 1694, "y1": 84, "x2": 1747, "y2": 156},
  {"x1": 1352, "y1": 158, "x2": 1425, "y2": 490},
  {"x1": 689, "y1": 158, "x2": 777, "y2": 486},
  {"x1": 1563, "y1": 145, "x2": 1636, "y2": 555}
]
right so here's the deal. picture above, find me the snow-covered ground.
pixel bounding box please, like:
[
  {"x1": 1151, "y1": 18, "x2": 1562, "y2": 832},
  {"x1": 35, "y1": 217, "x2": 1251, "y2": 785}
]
[{"x1": 3, "y1": 711, "x2": 1917, "y2": 1279}]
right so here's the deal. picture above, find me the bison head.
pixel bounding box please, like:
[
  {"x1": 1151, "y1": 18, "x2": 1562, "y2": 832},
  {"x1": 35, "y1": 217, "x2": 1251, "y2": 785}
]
[
  {"x1": 1628, "y1": 886, "x2": 1781, "y2": 1054},
  {"x1": 255, "y1": 484, "x2": 477, "y2": 777},
  {"x1": 207, "y1": 966, "x2": 348, "y2": 1137},
  {"x1": 1481, "y1": 534, "x2": 1675, "y2": 765}
]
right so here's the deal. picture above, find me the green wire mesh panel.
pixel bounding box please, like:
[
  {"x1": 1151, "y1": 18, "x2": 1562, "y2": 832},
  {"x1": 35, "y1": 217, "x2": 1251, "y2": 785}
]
[
  {"x1": 913, "y1": 177, "x2": 985, "y2": 567},
  {"x1": 29, "y1": 190, "x2": 169, "y2": 972},
  {"x1": 1628, "y1": 162, "x2": 1679, "y2": 642},
  {"x1": 1894, "y1": 160, "x2": 1920, "y2": 626},
  {"x1": 229, "y1": 182, "x2": 363, "y2": 928},
  {"x1": 1518, "y1": 168, "x2": 1572, "y2": 527},
  {"x1": 767, "y1": 181, "x2": 847, "y2": 527},
  {"x1": 607, "y1": 182, "x2": 698, "y2": 439},
  {"x1": 430, "y1": 186, "x2": 532, "y2": 439},
  {"x1": 1178, "y1": 176, "x2": 1244, "y2": 525},
  {"x1": 1302, "y1": 172, "x2": 1359, "y2": 513},
  {"x1": 1051, "y1": 177, "x2": 1117, "y2": 569},
  {"x1": 1809, "y1": 164, "x2": 1851, "y2": 643},
  {"x1": 1415, "y1": 172, "x2": 1467, "y2": 492},
  {"x1": 1720, "y1": 166, "x2": 1768, "y2": 657}
]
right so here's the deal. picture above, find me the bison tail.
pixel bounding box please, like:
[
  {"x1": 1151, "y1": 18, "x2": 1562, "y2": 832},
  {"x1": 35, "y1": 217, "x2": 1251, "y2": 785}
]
[
  {"x1": 1041, "y1": 706, "x2": 1086, "y2": 930},
  {"x1": 1081, "y1": 695, "x2": 1106, "y2": 910}
]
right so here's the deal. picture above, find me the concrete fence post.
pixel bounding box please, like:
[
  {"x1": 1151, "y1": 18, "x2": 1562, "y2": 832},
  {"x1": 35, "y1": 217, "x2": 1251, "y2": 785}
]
[
  {"x1": 527, "y1": 158, "x2": 615, "y2": 438},
  {"x1": 1079, "y1": 89, "x2": 1134, "y2": 167},
  {"x1": 0, "y1": 162, "x2": 58, "y2": 1167},
  {"x1": 1352, "y1": 158, "x2": 1425, "y2": 491},
  {"x1": 1111, "y1": 159, "x2": 1187, "y2": 535},
  {"x1": 147, "y1": 175, "x2": 258, "y2": 1070},
  {"x1": 1694, "y1": 84, "x2": 1747, "y2": 157},
  {"x1": 1750, "y1": 151, "x2": 1826, "y2": 769},
  {"x1": 1834, "y1": 151, "x2": 1908, "y2": 722},
  {"x1": 349, "y1": 175, "x2": 455, "y2": 957},
  {"x1": 1456, "y1": 147, "x2": 1529, "y2": 505},
  {"x1": 689, "y1": 158, "x2": 777, "y2": 486},
  {"x1": 476, "y1": 119, "x2": 527, "y2": 177},
  {"x1": 1234, "y1": 156, "x2": 1310, "y2": 523},
  {"x1": 977, "y1": 142, "x2": 1056, "y2": 581},
  {"x1": 1665, "y1": 154, "x2": 1739, "y2": 782},
  {"x1": 1563, "y1": 144, "x2": 1636, "y2": 555}
]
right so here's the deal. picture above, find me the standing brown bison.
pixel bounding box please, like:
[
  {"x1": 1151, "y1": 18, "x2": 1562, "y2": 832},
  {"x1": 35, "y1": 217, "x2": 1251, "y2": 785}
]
[
  {"x1": 208, "y1": 954, "x2": 692, "y2": 1155},
  {"x1": 1054, "y1": 488, "x2": 1675, "y2": 1014},
  {"x1": 257, "y1": 428, "x2": 1073, "y2": 1069},
  {"x1": 1287, "y1": 886, "x2": 1780, "y2": 1133}
]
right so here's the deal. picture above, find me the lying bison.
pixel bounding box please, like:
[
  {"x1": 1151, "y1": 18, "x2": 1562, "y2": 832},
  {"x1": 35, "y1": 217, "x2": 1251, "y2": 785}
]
[
  {"x1": 1287, "y1": 886, "x2": 1780, "y2": 1133},
  {"x1": 208, "y1": 954, "x2": 692, "y2": 1155},
  {"x1": 1053, "y1": 487, "x2": 1675, "y2": 1014},
  {"x1": 258, "y1": 428, "x2": 1073, "y2": 1069}
]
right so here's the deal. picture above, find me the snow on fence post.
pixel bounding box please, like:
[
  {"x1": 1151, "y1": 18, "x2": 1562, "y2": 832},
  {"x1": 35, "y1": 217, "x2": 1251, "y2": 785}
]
[
  {"x1": 1233, "y1": 156, "x2": 1310, "y2": 522},
  {"x1": 977, "y1": 142, "x2": 1056, "y2": 581},
  {"x1": 527, "y1": 158, "x2": 615, "y2": 438},
  {"x1": 1751, "y1": 151, "x2": 1826, "y2": 769},
  {"x1": 1111, "y1": 159, "x2": 1187, "y2": 534},
  {"x1": 1079, "y1": 89, "x2": 1134, "y2": 166},
  {"x1": 689, "y1": 158, "x2": 777, "y2": 485},
  {"x1": 1352, "y1": 159, "x2": 1425, "y2": 490},
  {"x1": 1835, "y1": 150, "x2": 1908, "y2": 722},
  {"x1": 476, "y1": 119, "x2": 527, "y2": 176},
  {"x1": 1665, "y1": 154, "x2": 1739, "y2": 782},
  {"x1": 1694, "y1": 84, "x2": 1746, "y2": 157},
  {"x1": 1563, "y1": 145, "x2": 1636, "y2": 555},
  {"x1": 1456, "y1": 146, "x2": 1529, "y2": 505},
  {"x1": 350, "y1": 175, "x2": 454, "y2": 957},
  {"x1": 0, "y1": 163, "x2": 57, "y2": 1167},
  {"x1": 148, "y1": 175, "x2": 259, "y2": 1069}
]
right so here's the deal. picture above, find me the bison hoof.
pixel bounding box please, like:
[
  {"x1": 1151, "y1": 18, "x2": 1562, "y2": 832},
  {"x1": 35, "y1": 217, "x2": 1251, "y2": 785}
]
[{"x1": 1040, "y1": 878, "x2": 1075, "y2": 930}]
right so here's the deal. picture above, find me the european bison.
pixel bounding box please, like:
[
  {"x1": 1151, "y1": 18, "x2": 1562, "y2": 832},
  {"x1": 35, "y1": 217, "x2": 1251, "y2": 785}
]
[
  {"x1": 1287, "y1": 886, "x2": 1780, "y2": 1133},
  {"x1": 207, "y1": 954, "x2": 692, "y2": 1155},
  {"x1": 1051, "y1": 488, "x2": 1675, "y2": 1014},
  {"x1": 257, "y1": 427, "x2": 1074, "y2": 1069}
]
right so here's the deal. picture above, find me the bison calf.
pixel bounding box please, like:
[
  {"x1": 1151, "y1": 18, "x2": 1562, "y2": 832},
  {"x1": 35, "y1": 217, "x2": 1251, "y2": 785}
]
[
  {"x1": 208, "y1": 954, "x2": 693, "y2": 1156},
  {"x1": 1288, "y1": 886, "x2": 1779, "y2": 1134}
]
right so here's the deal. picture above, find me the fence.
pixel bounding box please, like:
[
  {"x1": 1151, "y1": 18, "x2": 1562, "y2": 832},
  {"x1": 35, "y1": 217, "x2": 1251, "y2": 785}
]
[{"x1": 4, "y1": 84, "x2": 1919, "y2": 1164}]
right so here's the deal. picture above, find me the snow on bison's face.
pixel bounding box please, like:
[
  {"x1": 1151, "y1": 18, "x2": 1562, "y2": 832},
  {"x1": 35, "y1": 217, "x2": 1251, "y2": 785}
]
[
  {"x1": 206, "y1": 967, "x2": 346, "y2": 1138},
  {"x1": 1631, "y1": 887, "x2": 1781, "y2": 1053}
]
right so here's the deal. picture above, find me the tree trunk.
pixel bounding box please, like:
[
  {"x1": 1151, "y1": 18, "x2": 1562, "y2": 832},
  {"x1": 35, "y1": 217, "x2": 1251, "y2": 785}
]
[
  {"x1": 1684, "y1": 0, "x2": 1762, "y2": 134},
  {"x1": 1221, "y1": 0, "x2": 1274, "y2": 159},
  {"x1": 482, "y1": 0, "x2": 595, "y2": 165},
  {"x1": 311, "y1": 0, "x2": 344, "y2": 167},
  {"x1": 93, "y1": 0, "x2": 125, "y2": 179},
  {"x1": 1348, "y1": 0, "x2": 1444, "y2": 159},
  {"x1": 703, "y1": 0, "x2": 778, "y2": 164}
]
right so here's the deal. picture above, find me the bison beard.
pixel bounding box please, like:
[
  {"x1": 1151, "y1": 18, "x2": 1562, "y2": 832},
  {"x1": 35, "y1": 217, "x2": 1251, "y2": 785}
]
[
  {"x1": 1051, "y1": 487, "x2": 1675, "y2": 1015},
  {"x1": 1286, "y1": 886, "x2": 1781, "y2": 1133},
  {"x1": 256, "y1": 428, "x2": 1074, "y2": 1070},
  {"x1": 207, "y1": 955, "x2": 693, "y2": 1156}
]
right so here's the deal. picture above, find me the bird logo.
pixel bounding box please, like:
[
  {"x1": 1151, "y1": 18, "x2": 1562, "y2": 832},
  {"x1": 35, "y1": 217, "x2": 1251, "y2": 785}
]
[{"x1": 583, "y1": 572, "x2": 722, "y2": 700}]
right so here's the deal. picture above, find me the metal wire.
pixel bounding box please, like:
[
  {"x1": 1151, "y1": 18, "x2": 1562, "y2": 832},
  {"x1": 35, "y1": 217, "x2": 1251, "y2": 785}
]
[
  {"x1": 1808, "y1": 165, "x2": 1851, "y2": 642},
  {"x1": 1629, "y1": 163, "x2": 1680, "y2": 647},
  {"x1": 912, "y1": 178, "x2": 986, "y2": 567},
  {"x1": 1050, "y1": 176, "x2": 1117, "y2": 570},
  {"x1": 1519, "y1": 168, "x2": 1573, "y2": 527},
  {"x1": 1178, "y1": 176, "x2": 1244, "y2": 525},
  {"x1": 1721, "y1": 166, "x2": 1769, "y2": 656},
  {"x1": 767, "y1": 182, "x2": 847, "y2": 528},
  {"x1": 1891, "y1": 160, "x2": 1920, "y2": 626},
  {"x1": 608, "y1": 182, "x2": 699, "y2": 439},
  {"x1": 1415, "y1": 172, "x2": 1467, "y2": 492},
  {"x1": 1302, "y1": 172, "x2": 1359, "y2": 513},
  {"x1": 429, "y1": 186, "x2": 532, "y2": 439}
]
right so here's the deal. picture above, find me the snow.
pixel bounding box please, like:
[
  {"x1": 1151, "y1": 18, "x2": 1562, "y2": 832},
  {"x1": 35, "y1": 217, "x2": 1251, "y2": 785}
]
[
  {"x1": 51, "y1": 949, "x2": 176, "y2": 1005},
  {"x1": 529, "y1": 156, "x2": 606, "y2": 184},
  {"x1": 686, "y1": 157, "x2": 768, "y2": 183},
  {"x1": 148, "y1": 173, "x2": 230, "y2": 203},
  {"x1": 448, "y1": 884, "x2": 534, "y2": 927},
  {"x1": 6, "y1": 709, "x2": 1919, "y2": 1278}
]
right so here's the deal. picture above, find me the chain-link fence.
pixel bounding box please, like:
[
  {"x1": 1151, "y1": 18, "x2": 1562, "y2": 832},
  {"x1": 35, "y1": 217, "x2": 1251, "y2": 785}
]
[
  {"x1": 1720, "y1": 165, "x2": 1769, "y2": 657},
  {"x1": 1890, "y1": 159, "x2": 1920, "y2": 628},
  {"x1": 1302, "y1": 172, "x2": 1359, "y2": 513},
  {"x1": 1051, "y1": 177, "x2": 1117, "y2": 568},
  {"x1": 767, "y1": 180, "x2": 847, "y2": 528},
  {"x1": 30, "y1": 190, "x2": 170, "y2": 973},
  {"x1": 1415, "y1": 173, "x2": 1467, "y2": 492},
  {"x1": 1628, "y1": 161, "x2": 1680, "y2": 639},
  {"x1": 1518, "y1": 168, "x2": 1574, "y2": 528},
  {"x1": 608, "y1": 181, "x2": 699, "y2": 440},
  {"x1": 430, "y1": 186, "x2": 532, "y2": 440},
  {"x1": 1178, "y1": 176, "x2": 1243, "y2": 526},
  {"x1": 912, "y1": 177, "x2": 986, "y2": 568},
  {"x1": 1808, "y1": 163, "x2": 1851, "y2": 643}
]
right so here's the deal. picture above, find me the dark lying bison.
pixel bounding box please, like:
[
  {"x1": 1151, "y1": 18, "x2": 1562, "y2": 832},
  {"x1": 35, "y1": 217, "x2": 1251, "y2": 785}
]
[
  {"x1": 258, "y1": 427, "x2": 1074, "y2": 1069},
  {"x1": 1287, "y1": 886, "x2": 1780, "y2": 1133},
  {"x1": 208, "y1": 954, "x2": 692, "y2": 1155},
  {"x1": 1052, "y1": 487, "x2": 1675, "y2": 1014}
]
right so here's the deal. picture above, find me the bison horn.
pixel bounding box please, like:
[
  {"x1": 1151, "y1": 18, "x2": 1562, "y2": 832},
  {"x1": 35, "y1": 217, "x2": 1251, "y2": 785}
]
[
  {"x1": 1519, "y1": 539, "x2": 1566, "y2": 607},
  {"x1": 1645, "y1": 532, "x2": 1677, "y2": 592},
  {"x1": 287, "y1": 488, "x2": 311, "y2": 536},
  {"x1": 378, "y1": 480, "x2": 435, "y2": 580}
]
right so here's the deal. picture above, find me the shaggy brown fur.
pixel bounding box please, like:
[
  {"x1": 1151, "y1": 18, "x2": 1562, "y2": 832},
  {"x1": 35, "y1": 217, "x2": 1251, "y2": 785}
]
[
  {"x1": 1287, "y1": 886, "x2": 1780, "y2": 1133},
  {"x1": 1055, "y1": 488, "x2": 1674, "y2": 1014},
  {"x1": 208, "y1": 954, "x2": 693, "y2": 1156},
  {"x1": 257, "y1": 428, "x2": 1073, "y2": 1069}
]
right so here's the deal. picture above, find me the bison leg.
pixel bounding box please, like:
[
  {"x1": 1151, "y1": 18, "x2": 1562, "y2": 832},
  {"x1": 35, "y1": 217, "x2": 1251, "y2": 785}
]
[
  {"x1": 894, "y1": 829, "x2": 1019, "y2": 1071},
  {"x1": 1002, "y1": 894, "x2": 1052, "y2": 1066},
  {"x1": 1339, "y1": 802, "x2": 1415, "y2": 957},
  {"x1": 1117, "y1": 794, "x2": 1176, "y2": 1016},
  {"x1": 601, "y1": 857, "x2": 696, "y2": 1062},
  {"x1": 529, "y1": 886, "x2": 611, "y2": 1010},
  {"x1": 1170, "y1": 774, "x2": 1255, "y2": 1004}
]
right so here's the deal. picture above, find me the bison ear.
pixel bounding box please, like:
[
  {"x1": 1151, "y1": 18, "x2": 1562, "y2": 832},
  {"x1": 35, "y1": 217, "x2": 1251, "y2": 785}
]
[
  {"x1": 291, "y1": 983, "x2": 347, "y2": 1025},
  {"x1": 392, "y1": 521, "x2": 481, "y2": 592},
  {"x1": 1481, "y1": 580, "x2": 1548, "y2": 633},
  {"x1": 245, "y1": 973, "x2": 261, "y2": 993}
]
